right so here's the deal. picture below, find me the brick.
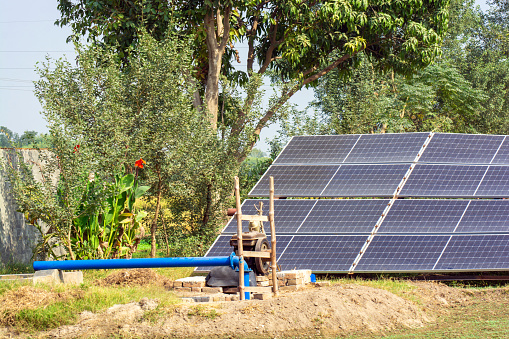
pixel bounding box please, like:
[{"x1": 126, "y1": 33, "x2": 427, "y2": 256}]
[
  {"x1": 191, "y1": 287, "x2": 202, "y2": 292},
  {"x1": 174, "y1": 287, "x2": 192, "y2": 292},
  {"x1": 202, "y1": 287, "x2": 223, "y2": 293},
  {"x1": 195, "y1": 296, "x2": 211, "y2": 302},
  {"x1": 253, "y1": 293, "x2": 272, "y2": 300},
  {"x1": 212, "y1": 295, "x2": 226, "y2": 302},
  {"x1": 173, "y1": 281, "x2": 183, "y2": 288},
  {"x1": 230, "y1": 295, "x2": 239, "y2": 301},
  {"x1": 183, "y1": 281, "x2": 206, "y2": 288},
  {"x1": 257, "y1": 281, "x2": 269, "y2": 287},
  {"x1": 225, "y1": 296, "x2": 232, "y2": 301},
  {"x1": 256, "y1": 275, "x2": 269, "y2": 282}
]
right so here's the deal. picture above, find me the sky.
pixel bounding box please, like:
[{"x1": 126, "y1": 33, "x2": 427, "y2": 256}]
[{"x1": 0, "y1": 1, "x2": 489, "y2": 153}]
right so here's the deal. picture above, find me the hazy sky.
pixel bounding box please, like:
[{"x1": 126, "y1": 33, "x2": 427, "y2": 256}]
[{"x1": 0, "y1": 1, "x2": 489, "y2": 152}]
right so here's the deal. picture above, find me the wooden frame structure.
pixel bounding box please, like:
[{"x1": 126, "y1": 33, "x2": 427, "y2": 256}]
[{"x1": 234, "y1": 176, "x2": 278, "y2": 300}]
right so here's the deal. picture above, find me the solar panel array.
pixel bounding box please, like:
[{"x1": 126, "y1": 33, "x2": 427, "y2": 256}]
[{"x1": 200, "y1": 133, "x2": 509, "y2": 273}]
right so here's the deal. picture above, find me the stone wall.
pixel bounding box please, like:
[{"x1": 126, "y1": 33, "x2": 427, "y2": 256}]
[{"x1": 0, "y1": 149, "x2": 44, "y2": 265}]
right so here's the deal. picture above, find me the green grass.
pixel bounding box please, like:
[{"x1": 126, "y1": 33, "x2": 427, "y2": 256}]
[{"x1": 0, "y1": 262, "x2": 34, "y2": 275}]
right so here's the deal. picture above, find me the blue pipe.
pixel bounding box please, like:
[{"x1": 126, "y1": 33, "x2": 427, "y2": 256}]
[{"x1": 33, "y1": 252, "x2": 252, "y2": 300}]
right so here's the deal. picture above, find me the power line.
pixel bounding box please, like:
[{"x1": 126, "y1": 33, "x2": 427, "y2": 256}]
[
  {"x1": 0, "y1": 51, "x2": 75, "y2": 53},
  {"x1": 0, "y1": 20, "x2": 55, "y2": 24}
]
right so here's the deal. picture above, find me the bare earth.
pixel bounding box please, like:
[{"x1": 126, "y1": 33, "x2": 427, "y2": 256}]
[{"x1": 1, "y1": 278, "x2": 484, "y2": 338}]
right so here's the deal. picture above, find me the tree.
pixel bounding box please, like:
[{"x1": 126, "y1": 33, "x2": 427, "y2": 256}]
[
  {"x1": 4, "y1": 31, "x2": 235, "y2": 259},
  {"x1": 57, "y1": 0, "x2": 450, "y2": 162}
]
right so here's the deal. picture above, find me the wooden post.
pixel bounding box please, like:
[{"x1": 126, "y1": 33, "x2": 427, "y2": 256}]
[
  {"x1": 269, "y1": 176, "x2": 278, "y2": 295},
  {"x1": 234, "y1": 176, "x2": 245, "y2": 300}
]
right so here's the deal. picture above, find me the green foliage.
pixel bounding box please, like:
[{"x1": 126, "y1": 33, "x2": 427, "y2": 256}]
[
  {"x1": 4, "y1": 31, "x2": 239, "y2": 260},
  {"x1": 56, "y1": 0, "x2": 451, "y2": 162},
  {"x1": 0, "y1": 127, "x2": 51, "y2": 148}
]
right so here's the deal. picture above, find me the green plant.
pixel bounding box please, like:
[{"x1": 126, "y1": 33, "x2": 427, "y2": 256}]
[{"x1": 71, "y1": 170, "x2": 150, "y2": 259}]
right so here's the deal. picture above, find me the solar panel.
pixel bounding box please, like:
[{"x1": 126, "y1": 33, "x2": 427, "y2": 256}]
[
  {"x1": 276, "y1": 235, "x2": 367, "y2": 272},
  {"x1": 321, "y1": 164, "x2": 408, "y2": 197},
  {"x1": 399, "y1": 164, "x2": 487, "y2": 197},
  {"x1": 273, "y1": 135, "x2": 359, "y2": 164},
  {"x1": 249, "y1": 165, "x2": 338, "y2": 197},
  {"x1": 434, "y1": 235, "x2": 509, "y2": 270},
  {"x1": 419, "y1": 133, "x2": 505, "y2": 164},
  {"x1": 378, "y1": 200, "x2": 469, "y2": 233},
  {"x1": 297, "y1": 199, "x2": 388, "y2": 233},
  {"x1": 491, "y1": 136, "x2": 509, "y2": 164},
  {"x1": 223, "y1": 199, "x2": 317, "y2": 234},
  {"x1": 474, "y1": 166, "x2": 509, "y2": 198},
  {"x1": 456, "y1": 200, "x2": 509, "y2": 233},
  {"x1": 344, "y1": 133, "x2": 428, "y2": 163},
  {"x1": 355, "y1": 235, "x2": 450, "y2": 272}
]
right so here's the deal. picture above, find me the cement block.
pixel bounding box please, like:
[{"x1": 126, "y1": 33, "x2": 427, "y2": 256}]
[
  {"x1": 33, "y1": 269, "x2": 61, "y2": 285},
  {"x1": 257, "y1": 281, "x2": 269, "y2": 287},
  {"x1": 173, "y1": 281, "x2": 183, "y2": 288},
  {"x1": 62, "y1": 271, "x2": 83, "y2": 285},
  {"x1": 286, "y1": 278, "x2": 306, "y2": 286},
  {"x1": 191, "y1": 287, "x2": 202, "y2": 292}
]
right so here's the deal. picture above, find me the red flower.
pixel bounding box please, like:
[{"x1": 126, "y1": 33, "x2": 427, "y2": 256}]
[
  {"x1": 73, "y1": 144, "x2": 80, "y2": 153},
  {"x1": 135, "y1": 158, "x2": 146, "y2": 169}
]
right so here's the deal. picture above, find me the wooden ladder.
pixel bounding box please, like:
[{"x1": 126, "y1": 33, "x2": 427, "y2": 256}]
[{"x1": 234, "y1": 176, "x2": 278, "y2": 299}]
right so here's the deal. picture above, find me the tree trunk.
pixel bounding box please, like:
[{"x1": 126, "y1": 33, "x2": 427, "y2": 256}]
[{"x1": 203, "y1": 7, "x2": 231, "y2": 131}]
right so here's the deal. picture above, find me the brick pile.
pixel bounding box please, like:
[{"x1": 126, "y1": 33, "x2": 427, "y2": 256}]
[{"x1": 171, "y1": 270, "x2": 321, "y2": 303}]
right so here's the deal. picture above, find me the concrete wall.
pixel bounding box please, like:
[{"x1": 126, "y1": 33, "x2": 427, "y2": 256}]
[{"x1": 0, "y1": 149, "x2": 44, "y2": 265}]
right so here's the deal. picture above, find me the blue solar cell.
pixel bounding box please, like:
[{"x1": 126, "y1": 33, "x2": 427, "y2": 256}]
[
  {"x1": 273, "y1": 135, "x2": 360, "y2": 164},
  {"x1": 400, "y1": 165, "x2": 487, "y2": 197},
  {"x1": 249, "y1": 165, "x2": 338, "y2": 197},
  {"x1": 298, "y1": 199, "x2": 388, "y2": 233},
  {"x1": 223, "y1": 199, "x2": 317, "y2": 234},
  {"x1": 434, "y1": 235, "x2": 509, "y2": 270},
  {"x1": 419, "y1": 133, "x2": 505, "y2": 164},
  {"x1": 491, "y1": 136, "x2": 509, "y2": 164},
  {"x1": 276, "y1": 235, "x2": 367, "y2": 272},
  {"x1": 355, "y1": 235, "x2": 450, "y2": 272},
  {"x1": 345, "y1": 133, "x2": 427, "y2": 163},
  {"x1": 474, "y1": 166, "x2": 509, "y2": 198},
  {"x1": 378, "y1": 200, "x2": 469, "y2": 233},
  {"x1": 321, "y1": 164, "x2": 408, "y2": 197},
  {"x1": 456, "y1": 200, "x2": 509, "y2": 233}
]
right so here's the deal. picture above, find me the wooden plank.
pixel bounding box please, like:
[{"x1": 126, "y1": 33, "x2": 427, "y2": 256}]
[
  {"x1": 241, "y1": 215, "x2": 269, "y2": 222},
  {"x1": 244, "y1": 286, "x2": 272, "y2": 293},
  {"x1": 269, "y1": 176, "x2": 278, "y2": 295},
  {"x1": 244, "y1": 250, "x2": 271, "y2": 258},
  {"x1": 234, "y1": 176, "x2": 245, "y2": 300}
]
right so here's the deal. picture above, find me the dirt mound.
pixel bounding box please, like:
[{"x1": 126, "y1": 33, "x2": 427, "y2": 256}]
[
  {"x1": 95, "y1": 268, "x2": 172, "y2": 288},
  {"x1": 40, "y1": 282, "x2": 446, "y2": 339},
  {"x1": 0, "y1": 286, "x2": 82, "y2": 326}
]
